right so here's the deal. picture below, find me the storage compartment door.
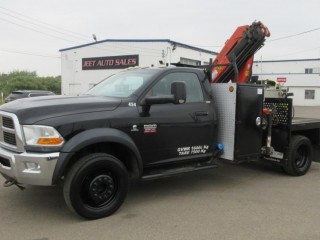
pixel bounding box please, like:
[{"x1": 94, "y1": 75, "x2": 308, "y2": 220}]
[{"x1": 234, "y1": 84, "x2": 264, "y2": 160}]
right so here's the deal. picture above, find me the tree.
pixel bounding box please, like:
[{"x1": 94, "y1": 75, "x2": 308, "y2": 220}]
[{"x1": 0, "y1": 71, "x2": 61, "y2": 100}]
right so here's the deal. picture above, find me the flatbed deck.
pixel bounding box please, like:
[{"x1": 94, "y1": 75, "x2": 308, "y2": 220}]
[{"x1": 292, "y1": 117, "x2": 320, "y2": 131}]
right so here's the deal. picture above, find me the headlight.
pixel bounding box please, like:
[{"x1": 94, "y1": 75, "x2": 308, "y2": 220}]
[{"x1": 23, "y1": 125, "x2": 64, "y2": 146}]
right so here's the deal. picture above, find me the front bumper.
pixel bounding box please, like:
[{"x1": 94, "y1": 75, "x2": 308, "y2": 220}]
[{"x1": 0, "y1": 146, "x2": 59, "y2": 186}]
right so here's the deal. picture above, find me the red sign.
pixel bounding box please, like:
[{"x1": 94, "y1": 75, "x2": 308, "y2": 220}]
[{"x1": 276, "y1": 77, "x2": 287, "y2": 83}]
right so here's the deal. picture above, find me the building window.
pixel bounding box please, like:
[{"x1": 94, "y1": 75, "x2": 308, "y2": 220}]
[
  {"x1": 180, "y1": 57, "x2": 201, "y2": 66},
  {"x1": 305, "y1": 90, "x2": 315, "y2": 100},
  {"x1": 305, "y1": 68, "x2": 313, "y2": 74}
]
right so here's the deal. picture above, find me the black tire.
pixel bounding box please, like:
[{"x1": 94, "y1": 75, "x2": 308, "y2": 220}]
[
  {"x1": 283, "y1": 135, "x2": 313, "y2": 176},
  {"x1": 63, "y1": 153, "x2": 129, "y2": 219}
]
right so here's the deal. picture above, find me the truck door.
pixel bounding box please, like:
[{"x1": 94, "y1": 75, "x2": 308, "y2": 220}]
[{"x1": 138, "y1": 71, "x2": 215, "y2": 166}]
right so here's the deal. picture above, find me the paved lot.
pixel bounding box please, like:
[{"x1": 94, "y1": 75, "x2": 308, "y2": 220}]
[
  {"x1": 0, "y1": 106, "x2": 320, "y2": 240},
  {"x1": 1, "y1": 161, "x2": 320, "y2": 240}
]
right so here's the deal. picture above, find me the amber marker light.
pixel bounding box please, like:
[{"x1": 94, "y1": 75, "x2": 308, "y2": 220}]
[
  {"x1": 229, "y1": 86, "x2": 234, "y2": 92},
  {"x1": 37, "y1": 138, "x2": 64, "y2": 145}
]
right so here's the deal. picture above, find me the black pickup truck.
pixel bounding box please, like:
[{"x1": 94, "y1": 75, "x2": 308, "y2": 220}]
[{"x1": 0, "y1": 66, "x2": 319, "y2": 219}]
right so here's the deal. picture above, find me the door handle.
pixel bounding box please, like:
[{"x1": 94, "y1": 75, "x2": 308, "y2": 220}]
[{"x1": 194, "y1": 111, "x2": 209, "y2": 116}]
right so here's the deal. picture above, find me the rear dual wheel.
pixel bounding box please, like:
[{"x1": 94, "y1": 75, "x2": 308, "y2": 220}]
[
  {"x1": 63, "y1": 153, "x2": 129, "y2": 219},
  {"x1": 282, "y1": 135, "x2": 313, "y2": 176}
]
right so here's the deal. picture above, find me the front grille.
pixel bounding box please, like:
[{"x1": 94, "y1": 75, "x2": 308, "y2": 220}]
[
  {"x1": 4, "y1": 132, "x2": 17, "y2": 145},
  {"x1": 0, "y1": 157, "x2": 10, "y2": 167},
  {"x1": 0, "y1": 111, "x2": 24, "y2": 152},
  {"x1": 2, "y1": 117, "x2": 14, "y2": 129}
]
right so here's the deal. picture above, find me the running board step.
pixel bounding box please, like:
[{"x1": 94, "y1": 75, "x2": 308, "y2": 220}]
[{"x1": 142, "y1": 163, "x2": 218, "y2": 180}]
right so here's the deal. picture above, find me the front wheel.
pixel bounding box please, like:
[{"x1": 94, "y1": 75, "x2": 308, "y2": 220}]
[
  {"x1": 63, "y1": 153, "x2": 129, "y2": 219},
  {"x1": 282, "y1": 135, "x2": 313, "y2": 176}
]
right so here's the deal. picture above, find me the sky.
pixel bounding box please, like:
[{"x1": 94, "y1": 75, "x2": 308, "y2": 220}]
[{"x1": 1, "y1": 0, "x2": 320, "y2": 76}]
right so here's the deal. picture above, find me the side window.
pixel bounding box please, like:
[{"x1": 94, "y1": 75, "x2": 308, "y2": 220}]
[{"x1": 150, "y1": 72, "x2": 204, "y2": 103}]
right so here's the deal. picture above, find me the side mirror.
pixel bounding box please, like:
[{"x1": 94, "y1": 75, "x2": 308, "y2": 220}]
[
  {"x1": 171, "y1": 81, "x2": 186, "y2": 104},
  {"x1": 141, "y1": 81, "x2": 187, "y2": 115}
]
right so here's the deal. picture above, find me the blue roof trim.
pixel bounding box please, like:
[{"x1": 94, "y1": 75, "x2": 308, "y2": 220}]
[
  {"x1": 167, "y1": 40, "x2": 217, "y2": 55},
  {"x1": 253, "y1": 58, "x2": 320, "y2": 63},
  {"x1": 59, "y1": 39, "x2": 217, "y2": 55},
  {"x1": 254, "y1": 73, "x2": 319, "y2": 75}
]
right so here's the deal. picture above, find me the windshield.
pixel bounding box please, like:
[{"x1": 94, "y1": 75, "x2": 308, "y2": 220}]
[{"x1": 86, "y1": 70, "x2": 157, "y2": 97}]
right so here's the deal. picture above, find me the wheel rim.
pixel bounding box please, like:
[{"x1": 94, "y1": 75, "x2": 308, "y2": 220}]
[
  {"x1": 295, "y1": 145, "x2": 309, "y2": 169},
  {"x1": 81, "y1": 171, "x2": 117, "y2": 208}
]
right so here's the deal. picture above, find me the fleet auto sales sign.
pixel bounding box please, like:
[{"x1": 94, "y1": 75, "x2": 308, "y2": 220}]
[{"x1": 82, "y1": 55, "x2": 139, "y2": 70}]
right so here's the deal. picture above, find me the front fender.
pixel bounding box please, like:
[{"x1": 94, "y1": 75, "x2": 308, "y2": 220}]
[{"x1": 52, "y1": 128, "x2": 143, "y2": 184}]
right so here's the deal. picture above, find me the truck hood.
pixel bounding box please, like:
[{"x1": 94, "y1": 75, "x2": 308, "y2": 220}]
[{"x1": 0, "y1": 95, "x2": 121, "y2": 124}]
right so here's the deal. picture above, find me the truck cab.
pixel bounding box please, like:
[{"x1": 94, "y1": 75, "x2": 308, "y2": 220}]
[
  {"x1": 0, "y1": 67, "x2": 219, "y2": 219},
  {"x1": 85, "y1": 67, "x2": 217, "y2": 168}
]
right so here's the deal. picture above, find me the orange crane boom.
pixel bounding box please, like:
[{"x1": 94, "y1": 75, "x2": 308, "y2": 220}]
[{"x1": 211, "y1": 21, "x2": 270, "y2": 83}]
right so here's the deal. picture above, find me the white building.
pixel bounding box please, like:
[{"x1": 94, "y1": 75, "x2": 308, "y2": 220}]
[
  {"x1": 59, "y1": 39, "x2": 217, "y2": 95},
  {"x1": 253, "y1": 58, "x2": 320, "y2": 106}
]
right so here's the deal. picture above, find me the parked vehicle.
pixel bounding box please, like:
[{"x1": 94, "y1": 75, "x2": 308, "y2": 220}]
[{"x1": 5, "y1": 90, "x2": 55, "y2": 103}]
